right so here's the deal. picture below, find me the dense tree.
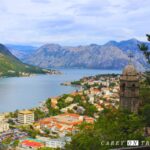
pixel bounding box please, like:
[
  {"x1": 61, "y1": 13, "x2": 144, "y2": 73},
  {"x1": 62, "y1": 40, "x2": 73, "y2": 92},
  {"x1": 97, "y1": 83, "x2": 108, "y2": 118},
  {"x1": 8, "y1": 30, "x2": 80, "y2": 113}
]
[
  {"x1": 45, "y1": 98, "x2": 52, "y2": 109},
  {"x1": 28, "y1": 129, "x2": 39, "y2": 138},
  {"x1": 138, "y1": 34, "x2": 150, "y2": 84},
  {"x1": 8, "y1": 109, "x2": 19, "y2": 118},
  {"x1": 34, "y1": 108, "x2": 46, "y2": 121},
  {"x1": 20, "y1": 125, "x2": 39, "y2": 139},
  {"x1": 74, "y1": 95, "x2": 82, "y2": 103},
  {"x1": 12, "y1": 140, "x2": 19, "y2": 147},
  {"x1": 141, "y1": 104, "x2": 150, "y2": 127},
  {"x1": 138, "y1": 35, "x2": 150, "y2": 137},
  {"x1": 71, "y1": 80, "x2": 82, "y2": 85},
  {"x1": 2, "y1": 137, "x2": 12, "y2": 145},
  {"x1": 45, "y1": 98, "x2": 60, "y2": 116},
  {"x1": 44, "y1": 129, "x2": 50, "y2": 135},
  {"x1": 66, "y1": 109, "x2": 145, "y2": 150},
  {"x1": 109, "y1": 82, "x2": 116, "y2": 88},
  {"x1": 138, "y1": 34, "x2": 150, "y2": 64},
  {"x1": 140, "y1": 86, "x2": 150, "y2": 106},
  {"x1": 83, "y1": 104, "x2": 98, "y2": 117},
  {"x1": 57, "y1": 94, "x2": 71, "y2": 109},
  {"x1": 83, "y1": 83, "x2": 91, "y2": 90}
]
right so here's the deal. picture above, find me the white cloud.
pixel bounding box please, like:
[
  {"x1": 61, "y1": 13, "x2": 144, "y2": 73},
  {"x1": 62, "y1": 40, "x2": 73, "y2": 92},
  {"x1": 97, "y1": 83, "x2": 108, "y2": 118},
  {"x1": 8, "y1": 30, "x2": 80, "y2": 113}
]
[{"x1": 0, "y1": 0, "x2": 149, "y2": 46}]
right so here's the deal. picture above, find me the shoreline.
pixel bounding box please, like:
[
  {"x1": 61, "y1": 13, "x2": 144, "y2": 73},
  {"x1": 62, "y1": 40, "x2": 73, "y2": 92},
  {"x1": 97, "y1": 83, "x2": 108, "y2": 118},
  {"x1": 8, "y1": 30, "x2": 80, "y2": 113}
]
[
  {"x1": 0, "y1": 69, "x2": 62, "y2": 78},
  {"x1": 0, "y1": 69, "x2": 120, "y2": 113},
  {"x1": 0, "y1": 73, "x2": 119, "y2": 114}
]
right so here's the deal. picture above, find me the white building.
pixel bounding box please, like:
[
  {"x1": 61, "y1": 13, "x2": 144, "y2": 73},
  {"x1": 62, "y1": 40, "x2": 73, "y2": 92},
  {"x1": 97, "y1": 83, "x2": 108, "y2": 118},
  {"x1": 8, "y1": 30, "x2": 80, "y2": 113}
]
[
  {"x1": 60, "y1": 103, "x2": 77, "y2": 113},
  {"x1": 46, "y1": 137, "x2": 71, "y2": 149},
  {"x1": 0, "y1": 113, "x2": 9, "y2": 133},
  {"x1": 46, "y1": 139, "x2": 65, "y2": 148},
  {"x1": 0, "y1": 121, "x2": 9, "y2": 133},
  {"x1": 0, "y1": 114, "x2": 5, "y2": 121},
  {"x1": 88, "y1": 94, "x2": 95, "y2": 104},
  {"x1": 65, "y1": 97, "x2": 74, "y2": 103},
  {"x1": 18, "y1": 110, "x2": 34, "y2": 124}
]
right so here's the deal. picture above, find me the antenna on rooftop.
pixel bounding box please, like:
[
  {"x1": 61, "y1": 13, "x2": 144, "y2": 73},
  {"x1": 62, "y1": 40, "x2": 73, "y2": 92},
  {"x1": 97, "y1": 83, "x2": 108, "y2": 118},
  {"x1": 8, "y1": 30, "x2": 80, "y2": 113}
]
[{"x1": 127, "y1": 50, "x2": 134, "y2": 64}]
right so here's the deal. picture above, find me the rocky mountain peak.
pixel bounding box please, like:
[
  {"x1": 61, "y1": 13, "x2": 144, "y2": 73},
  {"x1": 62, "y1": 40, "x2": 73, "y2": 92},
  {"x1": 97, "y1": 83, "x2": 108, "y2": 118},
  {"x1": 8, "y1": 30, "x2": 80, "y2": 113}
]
[{"x1": 9, "y1": 39, "x2": 149, "y2": 71}]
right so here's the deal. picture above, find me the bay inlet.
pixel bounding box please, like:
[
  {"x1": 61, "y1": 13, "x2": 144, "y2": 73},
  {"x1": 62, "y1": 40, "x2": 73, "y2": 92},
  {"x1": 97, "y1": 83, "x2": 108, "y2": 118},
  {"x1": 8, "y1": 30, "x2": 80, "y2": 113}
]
[{"x1": 0, "y1": 69, "x2": 121, "y2": 113}]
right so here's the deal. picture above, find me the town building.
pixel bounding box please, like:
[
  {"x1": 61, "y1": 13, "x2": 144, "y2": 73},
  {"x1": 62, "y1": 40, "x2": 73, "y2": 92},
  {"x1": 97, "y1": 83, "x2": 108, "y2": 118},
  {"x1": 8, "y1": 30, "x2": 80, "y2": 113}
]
[
  {"x1": 0, "y1": 121, "x2": 9, "y2": 133},
  {"x1": 0, "y1": 113, "x2": 9, "y2": 133},
  {"x1": 60, "y1": 103, "x2": 78, "y2": 113},
  {"x1": 120, "y1": 64, "x2": 140, "y2": 113},
  {"x1": 45, "y1": 136, "x2": 71, "y2": 148},
  {"x1": 46, "y1": 138, "x2": 66, "y2": 149},
  {"x1": 51, "y1": 97, "x2": 59, "y2": 108},
  {"x1": 18, "y1": 110, "x2": 34, "y2": 124},
  {"x1": 39, "y1": 113, "x2": 94, "y2": 136},
  {"x1": 0, "y1": 114, "x2": 5, "y2": 121},
  {"x1": 65, "y1": 97, "x2": 74, "y2": 103}
]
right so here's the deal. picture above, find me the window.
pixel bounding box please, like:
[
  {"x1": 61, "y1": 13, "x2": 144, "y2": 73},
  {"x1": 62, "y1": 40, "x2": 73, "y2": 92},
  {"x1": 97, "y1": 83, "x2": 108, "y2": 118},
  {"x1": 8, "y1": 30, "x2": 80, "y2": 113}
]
[
  {"x1": 121, "y1": 83, "x2": 125, "y2": 92},
  {"x1": 132, "y1": 84, "x2": 135, "y2": 92}
]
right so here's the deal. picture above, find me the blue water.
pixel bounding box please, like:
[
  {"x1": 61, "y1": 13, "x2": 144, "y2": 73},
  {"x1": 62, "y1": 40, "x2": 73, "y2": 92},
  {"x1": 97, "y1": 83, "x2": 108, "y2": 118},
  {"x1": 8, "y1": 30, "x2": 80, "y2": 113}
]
[{"x1": 0, "y1": 69, "x2": 121, "y2": 112}]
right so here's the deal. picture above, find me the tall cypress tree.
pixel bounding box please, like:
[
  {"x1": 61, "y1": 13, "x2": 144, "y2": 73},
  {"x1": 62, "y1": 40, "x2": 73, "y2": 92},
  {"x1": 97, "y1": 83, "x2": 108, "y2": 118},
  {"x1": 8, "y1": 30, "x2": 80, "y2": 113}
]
[{"x1": 138, "y1": 34, "x2": 150, "y2": 84}]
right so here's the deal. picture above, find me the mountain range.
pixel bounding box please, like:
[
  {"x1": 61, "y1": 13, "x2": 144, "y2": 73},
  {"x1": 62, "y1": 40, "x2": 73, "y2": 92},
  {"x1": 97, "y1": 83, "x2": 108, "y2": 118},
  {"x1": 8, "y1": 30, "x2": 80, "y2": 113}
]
[
  {"x1": 6, "y1": 39, "x2": 150, "y2": 71},
  {"x1": 0, "y1": 44, "x2": 51, "y2": 77},
  {"x1": 6, "y1": 44, "x2": 37, "y2": 61}
]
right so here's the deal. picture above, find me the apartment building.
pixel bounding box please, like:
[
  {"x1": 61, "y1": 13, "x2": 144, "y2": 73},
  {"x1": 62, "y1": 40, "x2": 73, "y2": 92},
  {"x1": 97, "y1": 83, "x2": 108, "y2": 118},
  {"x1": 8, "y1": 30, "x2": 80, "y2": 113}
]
[{"x1": 18, "y1": 110, "x2": 34, "y2": 124}]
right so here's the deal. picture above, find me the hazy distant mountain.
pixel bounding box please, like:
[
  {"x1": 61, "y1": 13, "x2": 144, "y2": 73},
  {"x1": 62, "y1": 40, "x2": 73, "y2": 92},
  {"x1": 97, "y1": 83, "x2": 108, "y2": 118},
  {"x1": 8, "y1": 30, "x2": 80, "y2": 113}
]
[
  {"x1": 0, "y1": 44, "x2": 49, "y2": 77},
  {"x1": 6, "y1": 44, "x2": 37, "y2": 61},
  {"x1": 104, "y1": 39, "x2": 150, "y2": 69},
  {"x1": 105, "y1": 38, "x2": 146, "y2": 52},
  {"x1": 10, "y1": 39, "x2": 150, "y2": 70}
]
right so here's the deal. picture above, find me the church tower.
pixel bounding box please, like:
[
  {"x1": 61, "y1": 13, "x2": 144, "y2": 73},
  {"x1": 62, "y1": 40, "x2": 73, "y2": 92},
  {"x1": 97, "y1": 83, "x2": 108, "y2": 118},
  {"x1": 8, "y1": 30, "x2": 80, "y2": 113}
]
[{"x1": 120, "y1": 64, "x2": 140, "y2": 113}]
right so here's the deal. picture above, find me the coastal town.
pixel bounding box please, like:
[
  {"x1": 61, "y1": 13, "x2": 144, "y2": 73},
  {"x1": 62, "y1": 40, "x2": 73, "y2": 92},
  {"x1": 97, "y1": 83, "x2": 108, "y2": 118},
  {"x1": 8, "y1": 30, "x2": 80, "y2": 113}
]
[
  {"x1": 1, "y1": 0, "x2": 150, "y2": 149},
  {"x1": 0, "y1": 73, "x2": 120, "y2": 149}
]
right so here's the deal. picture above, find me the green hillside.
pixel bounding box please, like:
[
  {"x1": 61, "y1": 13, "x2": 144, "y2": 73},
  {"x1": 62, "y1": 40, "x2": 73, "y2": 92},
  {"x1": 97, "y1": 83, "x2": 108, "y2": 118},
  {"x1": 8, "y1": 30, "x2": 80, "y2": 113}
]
[{"x1": 0, "y1": 44, "x2": 46, "y2": 77}]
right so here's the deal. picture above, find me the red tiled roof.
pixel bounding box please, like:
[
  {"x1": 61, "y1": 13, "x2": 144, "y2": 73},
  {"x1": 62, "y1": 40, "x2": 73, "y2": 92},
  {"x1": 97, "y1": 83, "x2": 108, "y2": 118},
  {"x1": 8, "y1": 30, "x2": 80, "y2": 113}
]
[
  {"x1": 21, "y1": 140, "x2": 44, "y2": 148},
  {"x1": 39, "y1": 113, "x2": 94, "y2": 131}
]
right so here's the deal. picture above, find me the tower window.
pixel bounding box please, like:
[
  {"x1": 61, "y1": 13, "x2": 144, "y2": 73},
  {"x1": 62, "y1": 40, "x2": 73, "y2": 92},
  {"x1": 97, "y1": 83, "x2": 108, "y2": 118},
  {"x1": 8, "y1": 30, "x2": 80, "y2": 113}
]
[
  {"x1": 132, "y1": 84, "x2": 135, "y2": 92},
  {"x1": 121, "y1": 83, "x2": 125, "y2": 92}
]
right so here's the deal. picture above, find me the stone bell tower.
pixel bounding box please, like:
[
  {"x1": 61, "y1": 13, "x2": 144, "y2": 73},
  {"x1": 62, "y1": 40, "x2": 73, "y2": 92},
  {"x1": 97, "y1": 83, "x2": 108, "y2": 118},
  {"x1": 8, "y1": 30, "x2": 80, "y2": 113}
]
[{"x1": 120, "y1": 64, "x2": 140, "y2": 113}]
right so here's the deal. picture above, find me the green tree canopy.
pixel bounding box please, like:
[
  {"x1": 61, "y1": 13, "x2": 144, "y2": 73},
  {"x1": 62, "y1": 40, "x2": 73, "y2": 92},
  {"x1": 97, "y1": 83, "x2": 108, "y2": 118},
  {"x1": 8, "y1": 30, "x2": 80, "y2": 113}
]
[
  {"x1": 66, "y1": 109, "x2": 145, "y2": 150},
  {"x1": 138, "y1": 34, "x2": 150, "y2": 84},
  {"x1": 138, "y1": 34, "x2": 150, "y2": 64}
]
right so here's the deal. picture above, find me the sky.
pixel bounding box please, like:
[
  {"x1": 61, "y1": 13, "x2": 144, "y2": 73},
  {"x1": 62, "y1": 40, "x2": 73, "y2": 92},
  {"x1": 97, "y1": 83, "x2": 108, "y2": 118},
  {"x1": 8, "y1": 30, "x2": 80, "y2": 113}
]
[{"x1": 0, "y1": 0, "x2": 149, "y2": 46}]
